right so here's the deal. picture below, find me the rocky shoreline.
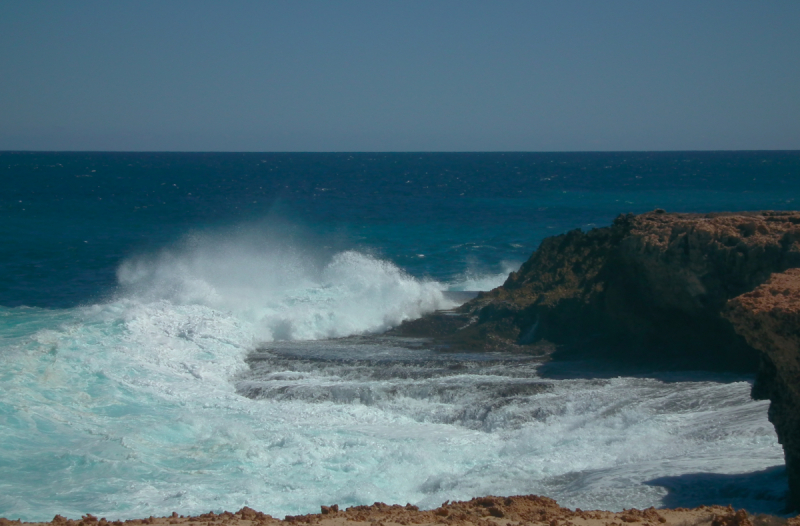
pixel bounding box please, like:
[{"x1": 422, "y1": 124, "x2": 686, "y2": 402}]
[
  {"x1": 393, "y1": 211, "x2": 800, "y2": 509},
  {"x1": 7, "y1": 212, "x2": 798, "y2": 522},
  {"x1": 1, "y1": 495, "x2": 793, "y2": 526}
]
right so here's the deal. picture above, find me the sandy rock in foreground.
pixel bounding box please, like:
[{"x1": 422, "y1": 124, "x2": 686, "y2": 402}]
[{"x1": 1, "y1": 496, "x2": 796, "y2": 526}]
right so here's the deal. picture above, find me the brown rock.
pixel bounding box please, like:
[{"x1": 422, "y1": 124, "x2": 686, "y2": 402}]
[
  {"x1": 0, "y1": 498, "x2": 790, "y2": 526},
  {"x1": 393, "y1": 210, "x2": 800, "y2": 509},
  {"x1": 711, "y1": 508, "x2": 754, "y2": 526},
  {"x1": 394, "y1": 210, "x2": 800, "y2": 371},
  {"x1": 725, "y1": 268, "x2": 800, "y2": 510}
]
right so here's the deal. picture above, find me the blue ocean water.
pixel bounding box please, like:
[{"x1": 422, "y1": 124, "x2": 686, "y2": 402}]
[{"x1": 1, "y1": 151, "x2": 798, "y2": 520}]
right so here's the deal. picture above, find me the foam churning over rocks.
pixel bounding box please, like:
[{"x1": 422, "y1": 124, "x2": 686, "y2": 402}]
[{"x1": 393, "y1": 210, "x2": 800, "y2": 509}]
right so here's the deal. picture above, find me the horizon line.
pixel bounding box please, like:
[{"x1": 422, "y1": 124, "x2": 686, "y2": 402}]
[{"x1": 2, "y1": 149, "x2": 800, "y2": 154}]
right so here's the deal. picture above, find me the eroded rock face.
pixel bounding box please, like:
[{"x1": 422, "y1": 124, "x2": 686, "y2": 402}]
[
  {"x1": 392, "y1": 210, "x2": 800, "y2": 510},
  {"x1": 396, "y1": 211, "x2": 800, "y2": 370},
  {"x1": 725, "y1": 268, "x2": 800, "y2": 510}
]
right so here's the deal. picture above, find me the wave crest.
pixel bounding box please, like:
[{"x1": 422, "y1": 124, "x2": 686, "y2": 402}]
[{"x1": 117, "y1": 234, "x2": 451, "y2": 342}]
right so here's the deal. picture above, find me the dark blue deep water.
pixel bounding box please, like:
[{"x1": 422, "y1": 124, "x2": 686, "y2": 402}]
[
  {"x1": 3, "y1": 151, "x2": 800, "y2": 308},
  {"x1": 1, "y1": 151, "x2": 798, "y2": 521}
]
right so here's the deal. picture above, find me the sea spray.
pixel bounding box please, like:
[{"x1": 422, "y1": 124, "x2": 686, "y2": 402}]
[
  {"x1": 0, "y1": 235, "x2": 787, "y2": 521},
  {"x1": 4, "y1": 148, "x2": 800, "y2": 520},
  {"x1": 116, "y1": 231, "x2": 454, "y2": 341},
  {"x1": 445, "y1": 260, "x2": 521, "y2": 292}
]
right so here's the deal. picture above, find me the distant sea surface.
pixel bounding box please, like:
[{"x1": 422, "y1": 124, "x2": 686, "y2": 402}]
[{"x1": 1, "y1": 152, "x2": 798, "y2": 520}]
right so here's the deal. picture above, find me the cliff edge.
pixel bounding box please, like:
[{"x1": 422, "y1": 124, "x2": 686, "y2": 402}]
[
  {"x1": 725, "y1": 268, "x2": 800, "y2": 510},
  {"x1": 396, "y1": 210, "x2": 800, "y2": 370},
  {"x1": 393, "y1": 210, "x2": 800, "y2": 510}
]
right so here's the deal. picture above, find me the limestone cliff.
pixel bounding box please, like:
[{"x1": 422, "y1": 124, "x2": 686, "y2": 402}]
[
  {"x1": 725, "y1": 268, "x2": 800, "y2": 510},
  {"x1": 396, "y1": 210, "x2": 800, "y2": 370}
]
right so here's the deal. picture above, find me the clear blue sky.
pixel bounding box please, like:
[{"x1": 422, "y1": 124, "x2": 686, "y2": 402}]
[{"x1": 1, "y1": 0, "x2": 799, "y2": 151}]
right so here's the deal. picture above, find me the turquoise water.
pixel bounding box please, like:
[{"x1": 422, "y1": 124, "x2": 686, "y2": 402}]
[{"x1": 1, "y1": 152, "x2": 798, "y2": 520}]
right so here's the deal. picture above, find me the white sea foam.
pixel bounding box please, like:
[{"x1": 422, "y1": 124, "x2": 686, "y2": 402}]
[
  {"x1": 116, "y1": 231, "x2": 453, "y2": 341},
  {"x1": 0, "y1": 235, "x2": 788, "y2": 521}
]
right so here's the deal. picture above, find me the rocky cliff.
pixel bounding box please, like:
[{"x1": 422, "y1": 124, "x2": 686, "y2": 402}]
[
  {"x1": 397, "y1": 210, "x2": 800, "y2": 370},
  {"x1": 725, "y1": 268, "x2": 800, "y2": 510},
  {"x1": 394, "y1": 210, "x2": 800, "y2": 509}
]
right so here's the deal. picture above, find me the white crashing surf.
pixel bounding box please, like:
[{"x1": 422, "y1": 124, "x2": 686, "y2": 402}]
[
  {"x1": 116, "y1": 232, "x2": 453, "y2": 341},
  {"x1": 0, "y1": 234, "x2": 455, "y2": 521},
  {"x1": 0, "y1": 232, "x2": 788, "y2": 522}
]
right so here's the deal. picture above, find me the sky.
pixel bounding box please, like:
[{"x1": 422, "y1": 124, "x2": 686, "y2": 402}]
[{"x1": 1, "y1": 0, "x2": 799, "y2": 152}]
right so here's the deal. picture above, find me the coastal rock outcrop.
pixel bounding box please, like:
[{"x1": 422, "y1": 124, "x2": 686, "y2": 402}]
[
  {"x1": 394, "y1": 210, "x2": 800, "y2": 510},
  {"x1": 725, "y1": 268, "x2": 800, "y2": 510},
  {"x1": 397, "y1": 211, "x2": 800, "y2": 370}
]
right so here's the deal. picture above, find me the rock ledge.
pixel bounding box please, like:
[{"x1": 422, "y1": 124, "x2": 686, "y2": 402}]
[{"x1": 725, "y1": 268, "x2": 800, "y2": 510}]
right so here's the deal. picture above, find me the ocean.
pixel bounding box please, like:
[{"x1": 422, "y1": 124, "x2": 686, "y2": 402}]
[{"x1": 1, "y1": 151, "x2": 799, "y2": 521}]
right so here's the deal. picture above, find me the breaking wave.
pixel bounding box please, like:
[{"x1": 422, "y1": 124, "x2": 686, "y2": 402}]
[
  {"x1": 116, "y1": 231, "x2": 453, "y2": 342},
  {"x1": 0, "y1": 230, "x2": 786, "y2": 521}
]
